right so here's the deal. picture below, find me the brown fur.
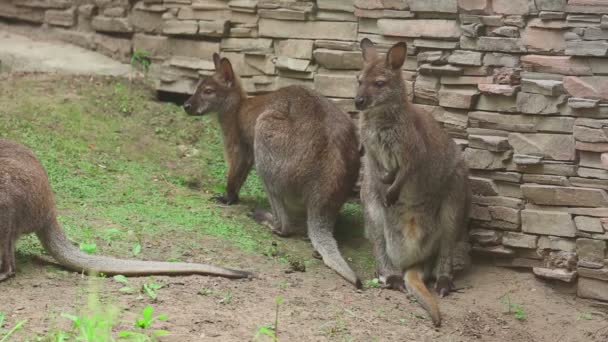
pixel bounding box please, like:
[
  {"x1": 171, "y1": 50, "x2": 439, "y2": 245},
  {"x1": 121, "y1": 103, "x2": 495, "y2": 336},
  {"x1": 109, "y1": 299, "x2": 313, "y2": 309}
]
[
  {"x1": 357, "y1": 39, "x2": 472, "y2": 326},
  {"x1": 184, "y1": 54, "x2": 362, "y2": 288},
  {"x1": 0, "y1": 139, "x2": 251, "y2": 281}
]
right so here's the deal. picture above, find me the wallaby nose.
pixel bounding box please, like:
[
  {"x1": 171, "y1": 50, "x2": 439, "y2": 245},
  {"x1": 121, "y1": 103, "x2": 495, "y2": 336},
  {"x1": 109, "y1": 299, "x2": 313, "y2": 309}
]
[
  {"x1": 183, "y1": 102, "x2": 191, "y2": 110},
  {"x1": 354, "y1": 96, "x2": 366, "y2": 110}
]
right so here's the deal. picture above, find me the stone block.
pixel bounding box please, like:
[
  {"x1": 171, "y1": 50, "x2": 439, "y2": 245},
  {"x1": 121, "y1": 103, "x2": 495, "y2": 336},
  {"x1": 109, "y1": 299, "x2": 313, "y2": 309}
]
[
  {"x1": 409, "y1": 0, "x2": 457, "y2": 13},
  {"x1": 538, "y1": 236, "x2": 576, "y2": 251},
  {"x1": 167, "y1": 38, "x2": 219, "y2": 59},
  {"x1": 464, "y1": 148, "x2": 511, "y2": 170},
  {"x1": 419, "y1": 64, "x2": 463, "y2": 77},
  {"x1": 578, "y1": 267, "x2": 608, "y2": 281},
  {"x1": 133, "y1": 34, "x2": 168, "y2": 58},
  {"x1": 313, "y1": 72, "x2": 356, "y2": 98},
  {"x1": 539, "y1": 11, "x2": 566, "y2": 20},
  {"x1": 521, "y1": 209, "x2": 576, "y2": 237},
  {"x1": 566, "y1": 41, "x2": 608, "y2": 57},
  {"x1": 44, "y1": 8, "x2": 75, "y2": 27},
  {"x1": 447, "y1": 50, "x2": 483, "y2": 66},
  {"x1": 313, "y1": 49, "x2": 362, "y2": 70},
  {"x1": 478, "y1": 84, "x2": 520, "y2": 96},
  {"x1": 533, "y1": 267, "x2": 577, "y2": 282},
  {"x1": 508, "y1": 133, "x2": 574, "y2": 161},
  {"x1": 458, "y1": 0, "x2": 489, "y2": 12},
  {"x1": 198, "y1": 20, "x2": 229, "y2": 37},
  {"x1": 259, "y1": 9, "x2": 309, "y2": 21},
  {"x1": 563, "y1": 76, "x2": 608, "y2": 101},
  {"x1": 493, "y1": 0, "x2": 530, "y2": 15},
  {"x1": 521, "y1": 79, "x2": 564, "y2": 96},
  {"x1": 92, "y1": 16, "x2": 133, "y2": 33},
  {"x1": 163, "y1": 20, "x2": 198, "y2": 35},
  {"x1": 259, "y1": 19, "x2": 357, "y2": 41},
  {"x1": 503, "y1": 232, "x2": 538, "y2": 249},
  {"x1": 573, "y1": 126, "x2": 608, "y2": 143},
  {"x1": 521, "y1": 184, "x2": 608, "y2": 207},
  {"x1": 414, "y1": 75, "x2": 440, "y2": 105},
  {"x1": 476, "y1": 37, "x2": 526, "y2": 53},
  {"x1": 276, "y1": 40, "x2": 314, "y2": 59},
  {"x1": 491, "y1": 26, "x2": 520, "y2": 38},
  {"x1": 516, "y1": 93, "x2": 566, "y2": 115},
  {"x1": 521, "y1": 55, "x2": 592, "y2": 75},
  {"x1": 132, "y1": 8, "x2": 163, "y2": 33},
  {"x1": 523, "y1": 27, "x2": 566, "y2": 53},
  {"x1": 489, "y1": 206, "x2": 521, "y2": 224},
  {"x1": 438, "y1": 86, "x2": 480, "y2": 109},
  {"x1": 536, "y1": 0, "x2": 566, "y2": 11},
  {"x1": 221, "y1": 38, "x2": 273, "y2": 53},
  {"x1": 577, "y1": 238, "x2": 606, "y2": 268},
  {"x1": 575, "y1": 216, "x2": 604, "y2": 233},
  {"x1": 377, "y1": 19, "x2": 461, "y2": 39},
  {"x1": 474, "y1": 95, "x2": 519, "y2": 113},
  {"x1": 94, "y1": 34, "x2": 132, "y2": 63},
  {"x1": 469, "y1": 135, "x2": 511, "y2": 151}
]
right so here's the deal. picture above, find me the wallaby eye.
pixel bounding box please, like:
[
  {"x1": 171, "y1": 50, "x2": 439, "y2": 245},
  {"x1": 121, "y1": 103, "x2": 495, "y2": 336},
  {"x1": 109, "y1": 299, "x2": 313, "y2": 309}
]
[
  {"x1": 375, "y1": 80, "x2": 385, "y2": 88},
  {"x1": 203, "y1": 88, "x2": 214, "y2": 94}
]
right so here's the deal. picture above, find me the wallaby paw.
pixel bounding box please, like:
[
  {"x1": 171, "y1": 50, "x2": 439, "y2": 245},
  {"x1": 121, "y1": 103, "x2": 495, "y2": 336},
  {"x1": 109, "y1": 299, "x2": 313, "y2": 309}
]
[
  {"x1": 249, "y1": 207, "x2": 273, "y2": 225},
  {"x1": 380, "y1": 274, "x2": 406, "y2": 292},
  {"x1": 312, "y1": 250, "x2": 322, "y2": 260},
  {"x1": 435, "y1": 276, "x2": 454, "y2": 298},
  {"x1": 211, "y1": 193, "x2": 239, "y2": 205},
  {"x1": 271, "y1": 228, "x2": 293, "y2": 238},
  {"x1": 0, "y1": 270, "x2": 15, "y2": 283}
]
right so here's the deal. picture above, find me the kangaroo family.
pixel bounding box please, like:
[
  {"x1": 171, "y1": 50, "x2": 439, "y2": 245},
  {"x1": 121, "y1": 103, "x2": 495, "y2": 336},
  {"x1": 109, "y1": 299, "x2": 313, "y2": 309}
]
[
  {"x1": 356, "y1": 39, "x2": 471, "y2": 326},
  {"x1": 0, "y1": 139, "x2": 251, "y2": 281},
  {"x1": 183, "y1": 54, "x2": 362, "y2": 287}
]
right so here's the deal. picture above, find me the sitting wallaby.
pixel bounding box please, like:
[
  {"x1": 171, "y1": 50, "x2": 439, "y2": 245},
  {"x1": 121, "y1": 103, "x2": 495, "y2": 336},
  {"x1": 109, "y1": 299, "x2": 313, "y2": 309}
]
[
  {"x1": 0, "y1": 139, "x2": 251, "y2": 282},
  {"x1": 356, "y1": 39, "x2": 471, "y2": 326},
  {"x1": 183, "y1": 54, "x2": 362, "y2": 288}
]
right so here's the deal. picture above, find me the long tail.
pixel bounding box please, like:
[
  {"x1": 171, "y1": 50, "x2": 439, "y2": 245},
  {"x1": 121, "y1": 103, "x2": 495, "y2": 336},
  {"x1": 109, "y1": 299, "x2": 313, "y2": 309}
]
[
  {"x1": 405, "y1": 268, "x2": 441, "y2": 327},
  {"x1": 37, "y1": 221, "x2": 252, "y2": 279},
  {"x1": 307, "y1": 218, "x2": 362, "y2": 289}
]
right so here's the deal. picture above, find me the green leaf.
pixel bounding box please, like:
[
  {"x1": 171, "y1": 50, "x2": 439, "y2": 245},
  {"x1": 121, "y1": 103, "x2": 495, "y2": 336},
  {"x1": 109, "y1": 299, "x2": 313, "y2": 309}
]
[
  {"x1": 60, "y1": 313, "x2": 80, "y2": 323},
  {"x1": 154, "y1": 330, "x2": 170, "y2": 336},
  {"x1": 142, "y1": 305, "x2": 154, "y2": 321},
  {"x1": 79, "y1": 242, "x2": 97, "y2": 254},
  {"x1": 156, "y1": 314, "x2": 168, "y2": 321},
  {"x1": 118, "y1": 331, "x2": 136, "y2": 337},
  {"x1": 113, "y1": 275, "x2": 129, "y2": 284},
  {"x1": 143, "y1": 284, "x2": 157, "y2": 300},
  {"x1": 275, "y1": 296, "x2": 283, "y2": 305},
  {"x1": 0, "y1": 311, "x2": 5, "y2": 327},
  {"x1": 119, "y1": 286, "x2": 136, "y2": 294},
  {"x1": 132, "y1": 243, "x2": 142, "y2": 256}
]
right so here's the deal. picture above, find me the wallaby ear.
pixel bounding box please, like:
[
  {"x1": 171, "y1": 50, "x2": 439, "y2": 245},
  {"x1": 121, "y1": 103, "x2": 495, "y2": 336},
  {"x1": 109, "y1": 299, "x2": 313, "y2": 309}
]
[
  {"x1": 212, "y1": 53, "x2": 221, "y2": 69},
  {"x1": 360, "y1": 38, "x2": 378, "y2": 62},
  {"x1": 219, "y1": 57, "x2": 235, "y2": 86},
  {"x1": 386, "y1": 42, "x2": 407, "y2": 69}
]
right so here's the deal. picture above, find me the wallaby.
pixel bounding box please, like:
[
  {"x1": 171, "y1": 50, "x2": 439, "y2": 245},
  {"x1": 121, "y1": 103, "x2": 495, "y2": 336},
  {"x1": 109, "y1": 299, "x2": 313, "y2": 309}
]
[
  {"x1": 183, "y1": 54, "x2": 362, "y2": 288},
  {"x1": 356, "y1": 39, "x2": 471, "y2": 326},
  {"x1": 0, "y1": 139, "x2": 251, "y2": 282}
]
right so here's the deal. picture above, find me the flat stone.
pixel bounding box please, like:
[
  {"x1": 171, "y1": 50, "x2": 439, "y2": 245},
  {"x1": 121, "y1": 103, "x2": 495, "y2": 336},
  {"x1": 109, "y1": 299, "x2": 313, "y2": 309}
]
[
  {"x1": 521, "y1": 184, "x2": 608, "y2": 207},
  {"x1": 584, "y1": 27, "x2": 608, "y2": 40},
  {"x1": 521, "y1": 79, "x2": 564, "y2": 96},
  {"x1": 533, "y1": 267, "x2": 577, "y2": 282},
  {"x1": 464, "y1": 148, "x2": 511, "y2": 170},
  {"x1": 472, "y1": 245, "x2": 516, "y2": 256},
  {"x1": 577, "y1": 238, "x2": 607, "y2": 267},
  {"x1": 578, "y1": 267, "x2": 608, "y2": 281},
  {"x1": 259, "y1": 9, "x2": 309, "y2": 21},
  {"x1": 442, "y1": 76, "x2": 494, "y2": 85},
  {"x1": 438, "y1": 86, "x2": 480, "y2": 109},
  {"x1": 568, "y1": 98, "x2": 599, "y2": 109},
  {"x1": 132, "y1": 7, "x2": 163, "y2": 33},
  {"x1": 317, "y1": 0, "x2": 354, "y2": 12},
  {"x1": 44, "y1": 8, "x2": 75, "y2": 27},
  {"x1": 474, "y1": 95, "x2": 518, "y2": 112},
  {"x1": 275, "y1": 56, "x2": 310, "y2": 72},
  {"x1": 447, "y1": 50, "x2": 483, "y2": 66},
  {"x1": 94, "y1": 34, "x2": 132, "y2": 63},
  {"x1": 276, "y1": 39, "x2": 314, "y2": 59},
  {"x1": 313, "y1": 72, "x2": 356, "y2": 98},
  {"x1": 419, "y1": 64, "x2": 463, "y2": 76},
  {"x1": 536, "y1": 0, "x2": 567, "y2": 11},
  {"x1": 581, "y1": 151, "x2": 608, "y2": 169},
  {"x1": 167, "y1": 38, "x2": 219, "y2": 59},
  {"x1": 521, "y1": 209, "x2": 576, "y2": 237},
  {"x1": 574, "y1": 126, "x2": 608, "y2": 143},
  {"x1": 523, "y1": 174, "x2": 568, "y2": 186},
  {"x1": 377, "y1": 19, "x2": 461, "y2": 39},
  {"x1": 539, "y1": 11, "x2": 566, "y2": 20},
  {"x1": 460, "y1": 23, "x2": 484, "y2": 38},
  {"x1": 489, "y1": 206, "x2": 521, "y2": 224},
  {"x1": 578, "y1": 167, "x2": 608, "y2": 180},
  {"x1": 163, "y1": 20, "x2": 198, "y2": 35},
  {"x1": 469, "y1": 228, "x2": 501, "y2": 245},
  {"x1": 516, "y1": 93, "x2": 566, "y2": 115},
  {"x1": 409, "y1": 0, "x2": 457, "y2": 13},
  {"x1": 538, "y1": 236, "x2": 576, "y2": 251},
  {"x1": 245, "y1": 55, "x2": 276, "y2": 75},
  {"x1": 133, "y1": 34, "x2": 168, "y2": 58},
  {"x1": 495, "y1": 258, "x2": 543, "y2": 269},
  {"x1": 414, "y1": 75, "x2": 440, "y2": 105},
  {"x1": 417, "y1": 51, "x2": 449, "y2": 64},
  {"x1": 197, "y1": 20, "x2": 229, "y2": 37},
  {"x1": 570, "y1": 177, "x2": 608, "y2": 190},
  {"x1": 469, "y1": 135, "x2": 511, "y2": 151},
  {"x1": 521, "y1": 55, "x2": 593, "y2": 75},
  {"x1": 315, "y1": 10, "x2": 357, "y2": 21},
  {"x1": 92, "y1": 16, "x2": 133, "y2": 33},
  {"x1": 477, "y1": 84, "x2": 520, "y2": 96},
  {"x1": 492, "y1": 0, "x2": 529, "y2": 15},
  {"x1": 491, "y1": 26, "x2": 519, "y2": 37},
  {"x1": 412, "y1": 39, "x2": 460, "y2": 50},
  {"x1": 483, "y1": 52, "x2": 520, "y2": 67},
  {"x1": 458, "y1": 0, "x2": 489, "y2": 12},
  {"x1": 564, "y1": 76, "x2": 608, "y2": 101},
  {"x1": 575, "y1": 216, "x2": 604, "y2": 233},
  {"x1": 502, "y1": 232, "x2": 537, "y2": 249},
  {"x1": 221, "y1": 38, "x2": 273, "y2": 54},
  {"x1": 508, "y1": 133, "x2": 574, "y2": 161},
  {"x1": 476, "y1": 37, "x2": 526, "y2": 53},
  {"x1": 259, "y1": 19, "x2": 358, "y2": 41},
  {"x1": 472, "y1": 195, "x2": 524, "y2": 208},
  {"x1": 512, "y1": 154, "x2": 543, "y2": 165},
  {"x1": 546, "y1": 250, "x2": 578, "y2": 270},
  {"x1": 313, "y1": 49, "x2": 362, "y2": 70},
  {"x1": 566, "y1": 41, "x2": 608, "y2": 57},
  {"x1": 576, "y1": 142, "x2": 608, "y2": 153}
]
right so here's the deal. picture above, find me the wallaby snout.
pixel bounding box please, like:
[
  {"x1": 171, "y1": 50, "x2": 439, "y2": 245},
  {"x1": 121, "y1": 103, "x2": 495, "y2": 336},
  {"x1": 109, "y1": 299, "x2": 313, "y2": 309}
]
[{"x1": 354, "y1": 96, "x2": 367, "y2": 110}]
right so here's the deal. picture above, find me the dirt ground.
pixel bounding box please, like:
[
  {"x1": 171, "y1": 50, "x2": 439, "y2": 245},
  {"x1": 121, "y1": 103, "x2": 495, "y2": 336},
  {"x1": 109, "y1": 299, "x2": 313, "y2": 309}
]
[{"x1": 3, "y1": 240, "x2": 607, "y2": 342}]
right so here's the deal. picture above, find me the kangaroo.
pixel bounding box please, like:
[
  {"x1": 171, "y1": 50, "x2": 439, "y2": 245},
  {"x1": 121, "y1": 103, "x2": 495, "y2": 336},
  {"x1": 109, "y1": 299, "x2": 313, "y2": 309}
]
[
  {"x1": 356, "y1": 39, "x2": 471, "y2": 326},
  {"x1": 0, "y1": 139, "x2": 251, "y2": 282},
  {"x1": 183, "y1": 54, "x2": 362, "y2": 288}
]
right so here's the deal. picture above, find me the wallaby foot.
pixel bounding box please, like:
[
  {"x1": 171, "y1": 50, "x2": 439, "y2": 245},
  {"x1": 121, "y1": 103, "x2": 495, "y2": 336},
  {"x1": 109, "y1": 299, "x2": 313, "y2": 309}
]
[
  {"x1": 380, "y1": 274, "x2": 406, "y2": 291},
  {"x1": 312, "y1": 250, "x2": 322, "y2": 260},
  {"x1": 211, "y1": 193, "x2": 239, "y2": 205},
  {"x1": 249, "y1": 208, "x2": 273, "y2": 226},
  {"x1": 435, "y1": 276, "x2": 454, "y2": 298},
  {"x1": 0, "y1": 270, "x2": 15, "y2": 282}
]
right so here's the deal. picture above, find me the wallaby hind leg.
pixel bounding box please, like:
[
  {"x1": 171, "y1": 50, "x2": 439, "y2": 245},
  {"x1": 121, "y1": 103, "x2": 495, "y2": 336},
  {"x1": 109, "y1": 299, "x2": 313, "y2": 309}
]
[
  {"x1": 0, "y1": 230, "x2": 16, "y2": 282},
  {"x1": 307, "y1": 206, "x2": 361, "y2": 288},
  {"x1": 364, "y1": 198, "x2": 403, "y2": 290},
  {"x1": 261, "y1": 189, "x2": 300, "y2": 237}
]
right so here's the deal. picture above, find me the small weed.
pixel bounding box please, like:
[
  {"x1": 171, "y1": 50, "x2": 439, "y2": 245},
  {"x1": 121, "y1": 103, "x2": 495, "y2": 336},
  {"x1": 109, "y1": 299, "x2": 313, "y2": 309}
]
[
  {"x1": 0, "y1": 319, "x2": 27, "y2": 342},
  {"x1": 113, "y1": 275, "x2": 137, "y2": 294},
  {"x1": 79, "y1": 242, "x2": 97, "y2": 254},
  {"x1": 500, "y1": 294, "x2": 526, "y2": 321},
  {"x1": 364, "y1": 278, "x2": 381, "y2": 289},
  {"x1": 118, "y1": 305, "x2": 169, "y2": 341},
  {"x1": 130, "y1": 49, "x2": 151, "y2": 76},
  {"x1": 576, "y1": 312, "x2": 594, "y2": 321},
  {"x1": 132, "y1": 243, "x2": 142, "y2": 257},
  {"x1": 277, "y1": 281, "x2": 291, "y2": 289},
  {"x1": 141, "y1": 279, "x2": 165, "y2": 301},
  {"x1": 219, "y1": 291, "x2": 233, "y2": 305},
  {"x1": 254, "y1": 296, "x2": 283, "y2": 342}
]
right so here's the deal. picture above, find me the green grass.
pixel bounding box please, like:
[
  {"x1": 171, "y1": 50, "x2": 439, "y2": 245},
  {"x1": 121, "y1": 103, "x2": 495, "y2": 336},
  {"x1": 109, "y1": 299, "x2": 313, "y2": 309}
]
[{"x1": 0, "y1": 75, "x2": 373, "y2": 276}]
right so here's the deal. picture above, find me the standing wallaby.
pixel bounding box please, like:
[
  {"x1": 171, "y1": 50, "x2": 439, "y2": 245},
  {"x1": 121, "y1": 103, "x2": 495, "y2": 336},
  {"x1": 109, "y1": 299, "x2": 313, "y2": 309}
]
[
  {"x1": 356, "y1": 39, "x2": 471, "y2": 326},
  {"x1": 183, "y1": 54, "x2": 362, "y2": 288},
  {"x1": 0, "y1": 139, "x2": 251, "y2": 282}
]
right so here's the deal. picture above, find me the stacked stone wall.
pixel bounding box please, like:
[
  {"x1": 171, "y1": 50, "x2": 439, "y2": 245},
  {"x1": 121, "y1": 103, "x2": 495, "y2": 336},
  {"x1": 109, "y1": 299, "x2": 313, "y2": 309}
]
[{"x1": 1, "y1": 0, "x2": 608, "y2": 301}]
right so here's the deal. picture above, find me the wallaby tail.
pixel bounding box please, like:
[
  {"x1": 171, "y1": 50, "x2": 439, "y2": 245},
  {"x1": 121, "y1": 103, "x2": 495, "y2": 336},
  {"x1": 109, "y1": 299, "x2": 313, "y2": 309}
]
[
  {"x1": 37, "y1": 220, "x2": 252, "y2": 279},
  {"x1": 404, "y1": 268, "x2": 441, "y2": 327},
  {"x1": 307, "y1": 214, "x2": 362, "y2": 289}
]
